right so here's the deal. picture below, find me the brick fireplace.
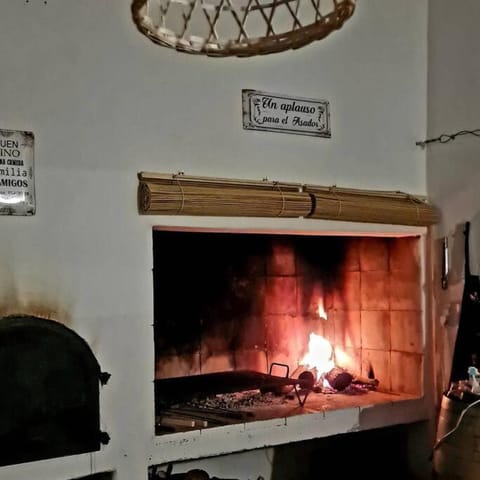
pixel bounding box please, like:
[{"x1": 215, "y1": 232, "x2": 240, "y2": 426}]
[{"x1": 150, "y1": 226, "x2": 430, "y2": 463}]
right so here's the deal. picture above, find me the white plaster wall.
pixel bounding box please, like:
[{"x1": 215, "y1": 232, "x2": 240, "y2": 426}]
[
  {"x1": 427, "y1": 0, "x2": 480, "y2": 394},
  {"x1": 0, "y1": 1, "x2": 428, "y2": 479}
]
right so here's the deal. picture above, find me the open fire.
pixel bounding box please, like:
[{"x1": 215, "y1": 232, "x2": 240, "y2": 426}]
[{"x1": 154, "y1": 322, "x2": 380, "y2": 434}]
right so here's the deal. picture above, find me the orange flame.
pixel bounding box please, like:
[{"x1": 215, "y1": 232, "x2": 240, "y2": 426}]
[
  {"x1": 317, "y1": 297, "x2": 327, "y2": 320},
  {"x1": 299, "y1": 297, "x2": 354, "y2": 383},
  {"x1": 300, "y1": 332, "x2": 335, "y2": 380}
]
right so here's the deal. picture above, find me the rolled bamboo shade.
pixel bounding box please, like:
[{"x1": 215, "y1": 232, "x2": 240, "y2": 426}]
[
  {"x1": 138, "y1": 172, "x2": 439, "y2": 226},
  {"x1": 138, "y1": 172, "x2": 312, "y2": 218},
  {"x1": 305, "y1": 185, "x2": 439, "y2": 226}
]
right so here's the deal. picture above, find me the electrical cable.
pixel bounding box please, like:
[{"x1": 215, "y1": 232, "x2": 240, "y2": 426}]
[
  {"x1": 416, "y1": 129, "x2": 480, "y2": 148},
  {"x1": 431, "y1": 397, "x2": 480, "y2": 454}
]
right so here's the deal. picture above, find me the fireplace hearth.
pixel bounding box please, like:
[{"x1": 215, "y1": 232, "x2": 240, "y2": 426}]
[{"x1": 154, "y1": 366, "x2": 411, "y2": 434}]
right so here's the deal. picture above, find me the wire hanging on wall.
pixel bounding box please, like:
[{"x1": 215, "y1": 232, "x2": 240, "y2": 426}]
[{"x1": 416, "y1": 129, "x2": 480, "y2": 148}]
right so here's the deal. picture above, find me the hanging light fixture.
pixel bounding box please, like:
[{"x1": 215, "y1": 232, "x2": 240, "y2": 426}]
[{"x1": 131, "y1": 0, "x2": 356, "y2": 57}]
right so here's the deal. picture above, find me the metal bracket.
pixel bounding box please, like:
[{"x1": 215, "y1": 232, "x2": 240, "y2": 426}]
[
  {"x1": 268, "y1": 362, "x2": 289, "y2": 378},
  {"x1": 99, "y1": 371, "x2": 111, "y2": 386},
  {"x1": 269, "y1": 362, "x2": 311, "y2": 407},
  {"x1": 293, "y1": 384, "x2": 311, "y2": 407},
  {"x1": 99, "y1": 431, "x2": 110, "y2": 445}
]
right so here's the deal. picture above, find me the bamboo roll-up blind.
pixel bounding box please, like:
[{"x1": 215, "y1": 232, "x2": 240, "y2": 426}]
[
  {"x1": 138, "y1": 172, "x2": 439, "y2": 226},
  {"x1": 305, "y1": 186, "x2": 439, "y2": 226},
  {"x1": 138, "y1": 173, "x2": 313, "y2": 218}
]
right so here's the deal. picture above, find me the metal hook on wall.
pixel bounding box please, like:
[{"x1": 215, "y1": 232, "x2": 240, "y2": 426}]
[{"x1": 441, "y1": 236, "x2": 449, "y2": 290}]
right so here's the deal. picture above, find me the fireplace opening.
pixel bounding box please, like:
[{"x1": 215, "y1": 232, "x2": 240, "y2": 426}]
[
  {"x1": 0, "y1": 315, "x2": 110, "y2": 467},
  {"x1": 152, "y1": 228, "x2": 424, "y2": 435}
]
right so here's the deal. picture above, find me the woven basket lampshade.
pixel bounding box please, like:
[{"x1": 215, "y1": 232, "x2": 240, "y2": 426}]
[{"x1": 131, "y1": 0, "x2": 356, "y2": 57}]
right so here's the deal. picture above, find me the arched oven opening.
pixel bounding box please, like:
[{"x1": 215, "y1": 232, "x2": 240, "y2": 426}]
[{"x1": 0, "y1": 315, "x2": 110, "y2": 467}]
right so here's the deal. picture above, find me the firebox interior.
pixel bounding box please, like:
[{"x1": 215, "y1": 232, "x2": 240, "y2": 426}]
[{"x1": 152, "y1": 228, "x2": 424, "y2": 434}]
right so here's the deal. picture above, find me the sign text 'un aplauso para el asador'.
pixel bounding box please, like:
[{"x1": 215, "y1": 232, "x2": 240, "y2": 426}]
[{"x1": 242, "y1": 90, "x2": 331, "y2": 138}]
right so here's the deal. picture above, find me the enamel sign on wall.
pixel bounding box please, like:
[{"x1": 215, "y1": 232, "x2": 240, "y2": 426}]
[
  {"x1": 0, "y1": 129, "x2": 35, "y2": 215},
  {"x1": 242, "y1": 90, "x2": 331, "y2": 138}
]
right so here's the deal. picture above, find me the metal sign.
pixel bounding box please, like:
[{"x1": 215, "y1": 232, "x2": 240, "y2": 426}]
[
  {"x1": 0, "y1": 129, "x2": 35, "y2": 215},
  {"x1": 242, "y1": 89, "x2": 331, "y2": 138}
]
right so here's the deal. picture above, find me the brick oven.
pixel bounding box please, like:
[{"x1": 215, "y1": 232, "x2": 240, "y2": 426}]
[
  {"x1": 0, "y1": 315, "x2": 110, "y2": 468},
  {"x1": 150, "y1": 226, "x2": 431, "y2": 465}
]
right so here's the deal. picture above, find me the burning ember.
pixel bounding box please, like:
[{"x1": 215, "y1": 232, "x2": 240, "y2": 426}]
[
  {"x1": 155, "y1": 318, "x2": 379, "y2": 434},
  {"x1": 299, "y1": 298, "x2": 337, "y2": 386},
  {"x1": 300, "y1": 332, "x2": 335, "y2": 382},
  {"x1": 298, "y1": 331, "x2": 378, "y2": 392},
  {"x1": 297, "y1": 298, "x2": 362, "y2": 391},
  {"x1": 298, "y1": 332, "x2": 355, "y2": 391}
]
